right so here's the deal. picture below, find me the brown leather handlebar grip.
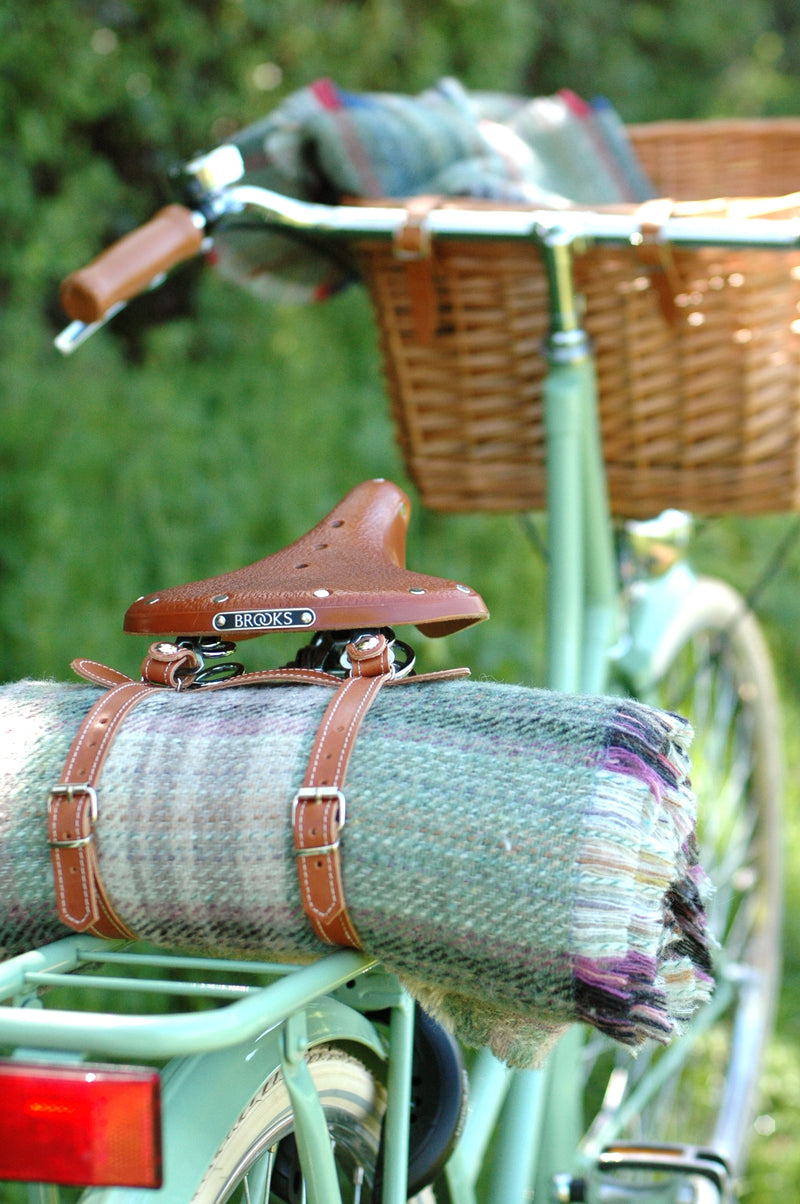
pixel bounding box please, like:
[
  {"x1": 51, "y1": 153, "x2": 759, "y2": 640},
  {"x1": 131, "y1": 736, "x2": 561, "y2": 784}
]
[{"x1": 60, "y1": 204, "x2": 205, "y2": 324}]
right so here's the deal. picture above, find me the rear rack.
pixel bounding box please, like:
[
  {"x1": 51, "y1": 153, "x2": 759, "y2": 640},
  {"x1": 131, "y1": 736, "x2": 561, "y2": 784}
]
[{"x1": 0, "y1": 935, "x2": 376, "y2": 1060}]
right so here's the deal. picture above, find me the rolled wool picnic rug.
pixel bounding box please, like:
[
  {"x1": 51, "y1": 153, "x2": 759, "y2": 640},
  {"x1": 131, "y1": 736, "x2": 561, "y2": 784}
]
[{"x1": 0, "y1": 676, "x2": 711, "y2": 1068}]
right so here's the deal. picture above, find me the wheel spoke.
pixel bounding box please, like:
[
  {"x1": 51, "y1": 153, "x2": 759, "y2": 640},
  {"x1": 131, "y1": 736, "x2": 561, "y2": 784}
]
[{"x1": 242, "y1": 1145, "x2": 277, "y2": 1204}]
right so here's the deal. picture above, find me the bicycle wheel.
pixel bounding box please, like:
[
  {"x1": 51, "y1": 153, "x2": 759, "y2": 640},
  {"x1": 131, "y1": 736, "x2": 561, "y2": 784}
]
[
  {"x1": 193, "y1": 1047, "x2": 436, "y2": 1204},
  {"x1": 586, "y1": 576, "x2": 783, "y2": 1179}
]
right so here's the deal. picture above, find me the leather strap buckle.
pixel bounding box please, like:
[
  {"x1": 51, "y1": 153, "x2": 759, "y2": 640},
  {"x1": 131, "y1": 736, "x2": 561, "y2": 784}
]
[
  {"x1": 292, "y1": 787, "x2": 347, "y2": 856},
  {"x1": 49, "y1": 782, "x2": 99, "y2": 819},
  {"x1": 48, "y1": 783, "x2": 99, "y2": 849},
  {"x1": 48, "y1": 680, "x2": 156, "y2": 940},
  {"x1": 292, "y1": 632, "x2": 397, "y2": 949}
]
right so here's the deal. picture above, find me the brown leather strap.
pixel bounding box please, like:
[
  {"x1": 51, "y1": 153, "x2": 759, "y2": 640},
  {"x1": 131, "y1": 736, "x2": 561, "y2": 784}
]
[
  {"x1": 140, "y1": 642, "x2": 202, "y2": 688},
  {"x1": 292, "y1": 634, "x2": 394, "y2": 948},
  {"x1": 393, "y1": 196, "x2": 442, "y2": 345},
  {"x1": 59, "y1": 644, "x2": 466, "y2": 945},
  {"x1": 48, "y1": 681, "x2": 155, "y2": 938},
  {"x1": 71, "y1": 656, "x2": 344, "y2": 691},
  {"x1": 635, "y1": 197, "x2": 681, "y2": 326},
  {"x1": 72, "y1": 655, "x2": 469, "y2": 692},
  {"x1": 72, "y1": 658, "x2": 137, "y2": 689},
  {"x1": 54, "y1": 656, "x2": 349, "y2": 940}
]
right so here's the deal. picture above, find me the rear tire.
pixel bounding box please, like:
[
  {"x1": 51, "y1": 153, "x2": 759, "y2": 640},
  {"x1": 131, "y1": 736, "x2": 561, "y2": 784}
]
[{"x1": 193, "y1": 1047, "x2": 435, "y2": 1204}]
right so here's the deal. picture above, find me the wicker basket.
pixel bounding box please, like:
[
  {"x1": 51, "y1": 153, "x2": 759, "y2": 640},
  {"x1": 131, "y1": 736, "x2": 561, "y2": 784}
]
[{"x1": 357, "y1": 120, "x2": 800, "y2": 516}]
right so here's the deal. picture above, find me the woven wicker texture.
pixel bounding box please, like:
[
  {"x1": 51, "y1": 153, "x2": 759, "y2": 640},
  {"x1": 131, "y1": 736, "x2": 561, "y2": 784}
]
[
  {"x1": 0, "y1": 676, "x2": 710, "y2": 1068},
  {"x1": 358, "y1": 120, "x2": 800, "y2": 516}
]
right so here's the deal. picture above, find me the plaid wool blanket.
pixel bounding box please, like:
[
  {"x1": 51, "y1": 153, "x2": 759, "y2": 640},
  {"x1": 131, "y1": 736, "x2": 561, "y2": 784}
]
[
  {"x1": 211, "y1": 77, "x2": 654, "y2": 303},
  {"x1": 0, "y1": 676, "x2": 710, "y2": 1068}
]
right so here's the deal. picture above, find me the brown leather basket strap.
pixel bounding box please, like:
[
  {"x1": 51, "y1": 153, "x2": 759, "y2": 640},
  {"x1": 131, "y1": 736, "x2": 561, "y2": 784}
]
[
  {"x1": 635, "y1": 197, "x2": 681, "y2": 326},
  {"x1": 48, "y1": 680, "x2": 156, "y2": 939},
  {"x1": 292, "y1": 634, "x2": 394, "y2": 948},
  {"x1": 393, "y1": 195, "x2": 442, "y2": 345}
]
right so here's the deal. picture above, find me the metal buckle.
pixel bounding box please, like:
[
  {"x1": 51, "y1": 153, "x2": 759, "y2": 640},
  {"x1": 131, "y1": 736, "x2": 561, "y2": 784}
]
[
  {"x1": 48, "y1": 783, "x2": 99, "y2": 822},
  {"x1": 48, "y1": 834, "x2": 96, "y2": 850},
  {"x1": 292, "y1": 787, "x2": 347, "y2": 858},
  {"x1": 48, "y1": 783, "x2": 99, "y2": 849}
]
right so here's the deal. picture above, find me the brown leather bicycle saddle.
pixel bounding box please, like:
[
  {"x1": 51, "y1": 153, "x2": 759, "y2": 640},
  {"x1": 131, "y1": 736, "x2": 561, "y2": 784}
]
[{"x1": 124, "y1": 479, "x2": 489, "y2": 640}]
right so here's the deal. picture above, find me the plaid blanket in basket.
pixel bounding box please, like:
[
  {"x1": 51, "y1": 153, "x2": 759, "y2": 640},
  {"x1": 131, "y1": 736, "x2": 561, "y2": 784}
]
[
  {"x1": 211, "y1": 77, "x2": 654, "y2": 303},
  {"x1": 0, "y1": 676, "x2": 710, "y2": 1068}
]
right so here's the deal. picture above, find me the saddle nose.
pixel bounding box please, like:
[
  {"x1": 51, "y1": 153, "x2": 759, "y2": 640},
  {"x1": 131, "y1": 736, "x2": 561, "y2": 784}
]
[{"x1": 124, "y1": 479, "x2": 489, "y2": 640}]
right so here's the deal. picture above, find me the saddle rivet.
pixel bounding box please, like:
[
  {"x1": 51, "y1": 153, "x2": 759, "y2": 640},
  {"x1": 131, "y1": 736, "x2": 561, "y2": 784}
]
[
  {"x1": 212, "y1": 593, "x2": 229, "y2": 603},
  {"x1": 456, "y1": 584, "x2": 472, "y2": 594},
  {"x1": 145, "y1": 597, "x2": 160, "y2": 605},
  {"x1": 301, "y1": 611, "x2": 314, "y2": 623},
  {"x1": 408, "y1": 587, "x2": 426, "y2": 595},
  {"x1": 313, "y1": 588, "x2": 331, "y2": 598}
]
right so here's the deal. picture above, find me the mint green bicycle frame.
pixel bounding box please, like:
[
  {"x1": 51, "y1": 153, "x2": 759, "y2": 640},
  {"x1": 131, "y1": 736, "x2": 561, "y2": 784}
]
[{"x1": 6, "y1": 186, "x2": 799, "y2": 1204}]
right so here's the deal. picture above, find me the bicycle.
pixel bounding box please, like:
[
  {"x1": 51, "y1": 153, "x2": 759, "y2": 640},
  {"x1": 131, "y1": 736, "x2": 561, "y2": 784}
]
[{"x1": 0, "y1": 126, "x2": 790, "y2": 1204}]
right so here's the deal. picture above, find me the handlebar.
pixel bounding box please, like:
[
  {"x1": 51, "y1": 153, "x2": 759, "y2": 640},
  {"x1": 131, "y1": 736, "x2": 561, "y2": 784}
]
[
  {"x1": 59, "y1": 204, "x2": 205, "y2": 325},
  {"x1": 223, "y1": 184, "x2": 800, "y2": 250},
  {"x1": 55, "y1": 149, "x2": 800, "y2": 353}
]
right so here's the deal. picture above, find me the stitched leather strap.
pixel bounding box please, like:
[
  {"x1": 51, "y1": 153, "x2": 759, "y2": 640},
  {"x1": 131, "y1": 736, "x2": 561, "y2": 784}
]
[
  {"x1": 53, "y1": 658, "x2": 349, "y2": 940},
  {"x1": 48, "y1": 680, "x2": 155, "y2": 938},
  {"x1": 635, "y1": 197, "x2": 681, "y2": 326},
  {"x1": 140, "y1": 642, "x2": 202, "y2": 688},
  {"x1": 71, "y1": 655, "x2": 468, "y2": 691},
  {"x1": 60, "y1": 645, "x2": 466, "y2": 945},
  {"x1": 393, "y1": 195, "x2": 442, "y2": 344},
  {"x1": 292, "y1": 634, "x2": 394, "y2": 948}
]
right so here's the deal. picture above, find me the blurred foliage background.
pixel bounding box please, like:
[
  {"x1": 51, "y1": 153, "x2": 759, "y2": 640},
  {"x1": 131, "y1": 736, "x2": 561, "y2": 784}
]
[{"x1": 3, "y1": 1, "x2": 800, "y2": 1199}]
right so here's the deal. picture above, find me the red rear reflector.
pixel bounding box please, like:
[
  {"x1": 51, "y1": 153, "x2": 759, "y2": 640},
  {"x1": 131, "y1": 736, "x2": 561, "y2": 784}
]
[{"x1": 0, "y1": 1060, "x2": 162, "y2": 1187}]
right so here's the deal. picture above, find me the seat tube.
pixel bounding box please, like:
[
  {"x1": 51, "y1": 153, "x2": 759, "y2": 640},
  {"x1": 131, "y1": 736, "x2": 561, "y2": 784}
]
[{"x1": 540, "y1": 231, "x2": 591, "y2": 694}]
